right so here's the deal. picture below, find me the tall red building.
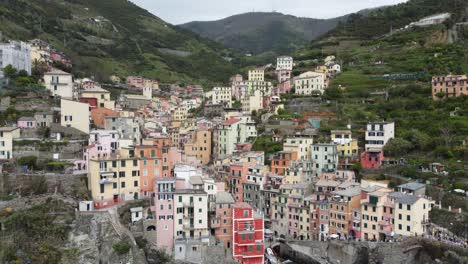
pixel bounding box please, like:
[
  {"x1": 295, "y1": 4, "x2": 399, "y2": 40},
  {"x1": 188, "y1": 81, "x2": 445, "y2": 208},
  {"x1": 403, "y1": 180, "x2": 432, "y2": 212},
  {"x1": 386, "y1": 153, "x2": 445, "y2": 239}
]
[{"x1": 232, "y1": 202, "x2": 264, "y2": 264}]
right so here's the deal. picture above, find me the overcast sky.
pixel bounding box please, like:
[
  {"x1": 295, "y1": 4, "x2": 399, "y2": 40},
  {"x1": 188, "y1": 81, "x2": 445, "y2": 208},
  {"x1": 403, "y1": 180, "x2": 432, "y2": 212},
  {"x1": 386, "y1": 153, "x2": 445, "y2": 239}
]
[{"x1": 131, "y1": 0, "x2": 407, "y2": 24}]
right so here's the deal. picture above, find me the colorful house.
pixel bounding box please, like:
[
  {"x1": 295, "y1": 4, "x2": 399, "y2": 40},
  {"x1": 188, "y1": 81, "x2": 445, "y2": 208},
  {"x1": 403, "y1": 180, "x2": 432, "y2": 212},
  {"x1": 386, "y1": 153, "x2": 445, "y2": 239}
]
[
  {"x1": 17, "y1": 117, "x2": 36, "y2": 129},
  {"x1": 232, "y1": 202, "x2": 264, "y2": 264}
]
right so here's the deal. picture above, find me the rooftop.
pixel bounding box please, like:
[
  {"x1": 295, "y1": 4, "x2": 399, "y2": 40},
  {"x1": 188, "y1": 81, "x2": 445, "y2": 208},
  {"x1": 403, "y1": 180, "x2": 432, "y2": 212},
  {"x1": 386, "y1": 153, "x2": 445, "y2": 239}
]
[
  {"x1": 189, "y1": 176, "x2": 204, "y2": 185},
  {"x1": 0, "y1": 127, "x2": 18, "y2": 132},
  {"x1": 397, "y1": 182, "x2": 425, "y2": 191},
  {"x1": 18, "y1": 116, "x2": 36, "y2": 121},
  {"x1": 333, "y1": 187, "x2": 361, "y2": 197},
  {"x1": 315, "y1": 180, "x2": 341, "y2": 187},
  {"x1": 215, "y1": 192, "x2": 235, "y2": 204},
  {"x1": 221, "y1": 118, "x2": 241, "y2": 125},
  {"x1": 388, "y1": 192, "x2": 420, "y2": 205},
  {"x1": 174, "y1": 189, "x2": 206, "y2": 195},
  {"x1": 45, "y1": 68, "x2": 71, "y2": 76},
  {"x1": 233, "y1": 202, "x2": 253, "y2": 209}
]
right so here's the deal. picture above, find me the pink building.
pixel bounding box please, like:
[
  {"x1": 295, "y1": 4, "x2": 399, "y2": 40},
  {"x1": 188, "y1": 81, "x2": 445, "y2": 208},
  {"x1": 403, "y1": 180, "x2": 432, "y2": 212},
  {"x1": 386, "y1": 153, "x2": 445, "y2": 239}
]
[
  {"x1": 81, "y1": 130, "x2": 120, "y2": 172},
  {"x1": 212, "y1": 192, "x2": 235, "y2": 249},
  {"x1": 17, "y1": 117, "x2": 36, "y2": 129},
  {"x1": 432, "y1": 74, "x2": 468, "y2": 100},
  {"x1": 154, "y1": 178, "x2": 176, "y2": 253},
  {"x1": 278, "y1": 80, "x2": 292, "y2": 94}
]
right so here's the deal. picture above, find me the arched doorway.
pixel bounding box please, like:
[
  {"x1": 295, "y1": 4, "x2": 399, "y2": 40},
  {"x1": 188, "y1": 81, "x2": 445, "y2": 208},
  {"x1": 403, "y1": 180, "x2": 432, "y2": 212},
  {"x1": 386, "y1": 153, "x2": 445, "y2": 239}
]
[{"x1": 146, "y1": 225, "x2": 156, "y2": 231}]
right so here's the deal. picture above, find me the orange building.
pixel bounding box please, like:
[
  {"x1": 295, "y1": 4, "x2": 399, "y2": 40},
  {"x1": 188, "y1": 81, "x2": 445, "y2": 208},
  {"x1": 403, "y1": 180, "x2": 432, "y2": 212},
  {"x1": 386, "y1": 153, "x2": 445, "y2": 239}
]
[
  {"x1": 135, "y1": 145, "x2": 163, "y2": 197},
  {"x1": 184, "y1": 128, "x2": 212, "y2": 165},
  {"x1": 270, "y1": 151, "x2": 298, "y2": 175},
  {"x1": 328, "y1": 187, "x2": 361, "y2": 239},
  {"x1": 90, "y1": 108, "x2": 118, "y2": 128}
]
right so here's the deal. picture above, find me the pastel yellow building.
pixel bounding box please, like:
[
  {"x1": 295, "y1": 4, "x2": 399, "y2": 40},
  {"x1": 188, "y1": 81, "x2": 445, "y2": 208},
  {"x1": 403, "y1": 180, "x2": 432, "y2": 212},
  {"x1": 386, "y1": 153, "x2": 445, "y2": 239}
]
[
  {"x1": 61, "y1": 99, "x2": 90, "y2": 134},
  {"x1": 331, "y1": 130, "x2": 358, "y2": 158},
  {"x1": 0, "y1": 127, "x2": 20, "y2": 160},
  {"x1": 248, "y1": 68, "x2": 265, "y2": 82},
  {"x1": 389, "y1": 192, "x2": 434, "y2": 237},
  {"x1": 88, "y1": 148, "x2": 141, "y2": 207}
]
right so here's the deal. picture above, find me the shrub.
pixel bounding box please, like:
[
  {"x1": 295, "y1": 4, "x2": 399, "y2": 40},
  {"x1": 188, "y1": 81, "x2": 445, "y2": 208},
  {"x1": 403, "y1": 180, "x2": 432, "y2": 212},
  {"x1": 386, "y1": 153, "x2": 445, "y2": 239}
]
[{"x1": 112, "y1": 242, "x2": 131, "y2": 255}]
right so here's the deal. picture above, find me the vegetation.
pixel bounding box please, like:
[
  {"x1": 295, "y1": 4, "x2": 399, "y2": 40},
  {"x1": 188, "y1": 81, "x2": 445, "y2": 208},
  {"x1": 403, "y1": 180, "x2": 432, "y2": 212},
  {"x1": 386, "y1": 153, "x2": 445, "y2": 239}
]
[
  {"x1": 0, "y1": 199, "x2": 75, "y2": 264},
  {"x1": 252, "y1": 136, "x2": 283, "y2": 157},
  {"x1": 0, "y1": 0, "x2": 237, "y2": 86},
  {"x1": 112, "y1": 242, "x2": 131, "y2": 255},
  {"x1": 326, "y1": 0, "x2": 467, "y2": 39}
]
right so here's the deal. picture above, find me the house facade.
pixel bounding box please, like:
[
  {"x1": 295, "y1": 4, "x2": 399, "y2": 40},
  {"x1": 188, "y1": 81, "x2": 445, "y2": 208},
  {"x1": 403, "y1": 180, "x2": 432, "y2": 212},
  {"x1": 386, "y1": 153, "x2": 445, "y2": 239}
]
[
  {"x1": 0, "y1": 127, "x2": 20, "y2": 160},
  {"x1": 61, "y1": 99, "x2": 90, "y2": 134},
  {"x1": 431, "y1": 74, "x2": 468, "y2": 100},
  {"x1": 44, "y1": 69, "x2": 74, "y2": 99}
]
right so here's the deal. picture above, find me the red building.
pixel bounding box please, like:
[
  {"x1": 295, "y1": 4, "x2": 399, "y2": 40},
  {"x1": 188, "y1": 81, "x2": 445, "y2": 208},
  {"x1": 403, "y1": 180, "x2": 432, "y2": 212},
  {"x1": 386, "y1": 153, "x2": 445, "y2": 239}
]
[
  {"x1": 432, "y1": 74, "x2": 468, "y2": 100},
  {"x1": 233, "y1": 202, "x2": 264, "y2": 264},
  {"x1": 80, "y1": 97, "x2": 97, "y2": 110},
  {"x1": 360, "y1": 150, "x2": 384, "y2": 169}
]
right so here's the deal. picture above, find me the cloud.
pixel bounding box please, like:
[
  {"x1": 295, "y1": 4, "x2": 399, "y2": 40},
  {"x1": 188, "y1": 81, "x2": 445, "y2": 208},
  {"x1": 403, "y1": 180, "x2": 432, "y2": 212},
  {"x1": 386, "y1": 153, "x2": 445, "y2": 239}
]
[{"x1": 131, "y1": 0, "x2": 407, "y2": 24}]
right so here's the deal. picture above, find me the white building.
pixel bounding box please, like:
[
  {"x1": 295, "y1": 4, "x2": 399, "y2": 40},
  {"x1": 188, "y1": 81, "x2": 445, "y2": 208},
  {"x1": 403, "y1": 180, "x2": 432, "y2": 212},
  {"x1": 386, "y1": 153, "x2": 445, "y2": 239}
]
[
  {"x1": 283, "y1": 136, "x2": 314, "y2": 160},
  {"x1": 44, "y1": 69, "x2": 74, "y2": 99},
  {"x1": 217, "y1": 116, "x2": 257, "y2": 157},
  {"x1": 276, "y1": 56, "x2": 293, "y2": 71},
  {"x1": 0, "y1": 127, "x2": 20, "y2": 160},
  {"x1": 312, "y1": 143, "x2": 339, "y2": 177},
  {"x1": 294, "y1": 71, "x2": 325, "y2": 95},
  {"x1": 241, "y1": 89, "x2": 263, "y2": 114},
  {"x1": 0, "y1": 41, "x2": 31, "y2": 75},
  {"x1": 173, "y1": 189, "x2": 210, "y2": 240},
  {"x1": 61, "y1": 99, "x2": 90, "y2": 134},
  {"x1": 211, "y1": 86, "x2": 232, "y2": 107},
  {"x1": 364, "y1": 122, "x2": 395, "y2": 151},
  {"x1": 248, "y1": 68, "x2": 265, "y2": 82}
]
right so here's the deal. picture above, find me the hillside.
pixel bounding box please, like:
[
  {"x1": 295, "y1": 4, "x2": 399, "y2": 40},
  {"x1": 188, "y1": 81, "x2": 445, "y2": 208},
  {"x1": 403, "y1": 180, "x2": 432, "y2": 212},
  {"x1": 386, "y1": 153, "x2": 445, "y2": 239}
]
[
  {"x1": 288, "y1": 0, "x2": 468, "y2": 190},
  {"x1": 0, "y1": 0, "x2": 236, "y2": 85},
  {"x1": 180, "y1": 12, "x2": 345, "y2": 55},
  {"x1": 324, "y1": 0, "x2": 468, "y2": 39}
]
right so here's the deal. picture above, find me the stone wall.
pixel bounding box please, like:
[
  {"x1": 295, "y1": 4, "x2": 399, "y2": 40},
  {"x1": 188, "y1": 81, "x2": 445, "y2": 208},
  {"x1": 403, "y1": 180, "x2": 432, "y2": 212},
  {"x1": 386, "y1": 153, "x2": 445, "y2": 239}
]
[{"x1": 278, "y1": 240, "x2": 440, "y2": 264}]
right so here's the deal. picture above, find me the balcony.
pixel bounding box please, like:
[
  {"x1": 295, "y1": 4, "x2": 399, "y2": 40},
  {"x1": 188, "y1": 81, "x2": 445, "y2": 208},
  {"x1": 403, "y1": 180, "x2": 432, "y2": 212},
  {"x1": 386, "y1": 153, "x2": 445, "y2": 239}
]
[
  {"x1": 183, "y1": 222, "x2": 195, "y2": 229},
  {"x1": 184, "y1": 201, "x2": 194, "y2": 207},
  {"x1": 99, "y1": 178, "x2": 114, "y2": 184},
  {"x1": 183, "y1": 213, "x2": 194, "y2": 219}
]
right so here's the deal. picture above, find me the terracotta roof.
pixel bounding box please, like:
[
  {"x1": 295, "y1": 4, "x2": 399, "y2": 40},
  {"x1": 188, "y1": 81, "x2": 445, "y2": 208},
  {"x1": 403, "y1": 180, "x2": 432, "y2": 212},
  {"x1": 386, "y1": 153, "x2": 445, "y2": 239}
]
[{"x1": 221, "y1": 118, "x2": 241, "y2": 125}]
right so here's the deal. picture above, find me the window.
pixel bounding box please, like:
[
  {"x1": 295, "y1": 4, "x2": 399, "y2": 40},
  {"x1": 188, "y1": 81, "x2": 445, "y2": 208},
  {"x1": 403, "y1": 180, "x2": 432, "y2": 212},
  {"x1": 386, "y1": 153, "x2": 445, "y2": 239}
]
[
  {"x1": 121, "y1": 160, "x2": 126, "y2": 167},
  {"x1": 248, "y1": 246, "x2": 253, "y2": 252},
  {"x1": 407, "y1": 205, "x2": 411, "y2": 210},
  {"x1": 406, "y1": 215, "x2": 410, "y2": 221},
  {"x1": 134, "y1": 181, "x2": 138, "y2": 187},
  {"x1": 243, "y1": 210, "x2": 249, "y2": 217},
  {"x1": 399, "y1": 203, "x2": 402, "y2": 209},
  {"x1": 398, "y1": 214, "x2": 402, "y2": 220},
  {"x1": 398, "y1": 224, "x2": 402, "y2": 230},
  {"x1": 256, "y1": 245, "x2": 261, "y2": 251},
  {"x1": 121, "y1": 182, "x2": 125, "y2": 188},
  {"x1": 406, "y1": 226, "x2": 410, "y2": 232},
  {"x1": 178, "y1": 196, "x2": 182, "y2": 202},
  {"x1": 119, "y1": 171, "x2": 125, "y2": 178}
]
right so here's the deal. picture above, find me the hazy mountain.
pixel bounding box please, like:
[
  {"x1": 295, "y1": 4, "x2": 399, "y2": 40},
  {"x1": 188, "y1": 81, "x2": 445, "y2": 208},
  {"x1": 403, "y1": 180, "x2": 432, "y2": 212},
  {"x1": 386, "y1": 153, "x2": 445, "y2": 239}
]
[{"x1": 180, "y1": 12, "x2": 346, "y2": 54}]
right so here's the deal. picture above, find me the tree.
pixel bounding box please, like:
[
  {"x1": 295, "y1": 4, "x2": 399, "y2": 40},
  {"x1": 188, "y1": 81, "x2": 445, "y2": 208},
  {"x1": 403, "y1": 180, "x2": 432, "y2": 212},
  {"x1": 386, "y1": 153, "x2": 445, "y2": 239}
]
[
  {"x1": 383, "y1": 138, "x2": 414, "y2": 157},
  {"x1": 3, "y1": 65, "x2": 17, "y2": 79}
]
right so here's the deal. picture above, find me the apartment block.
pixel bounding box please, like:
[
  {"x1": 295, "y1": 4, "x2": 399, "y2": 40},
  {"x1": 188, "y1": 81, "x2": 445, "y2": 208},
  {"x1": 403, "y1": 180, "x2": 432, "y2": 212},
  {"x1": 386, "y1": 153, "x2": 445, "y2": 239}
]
[{"x1": 232, "y1": 202, "x2": 264, "y2": 264}]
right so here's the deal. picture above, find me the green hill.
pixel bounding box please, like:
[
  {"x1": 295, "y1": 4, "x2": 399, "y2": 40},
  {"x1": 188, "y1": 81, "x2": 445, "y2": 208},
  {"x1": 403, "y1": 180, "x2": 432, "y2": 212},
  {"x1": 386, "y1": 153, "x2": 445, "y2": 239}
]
[
  {"x1": 290, "y1": 0, "x2": 468, "y2": 173},
  {"x1": 325, "y1": 0, "x2": 467, "y2": 39},
  {"x1": 0, "y1": 0, "x2": 236, "y2": 85},
  {"x1": 180, "y1": 12, "x2": 346, "y2": 55}
]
